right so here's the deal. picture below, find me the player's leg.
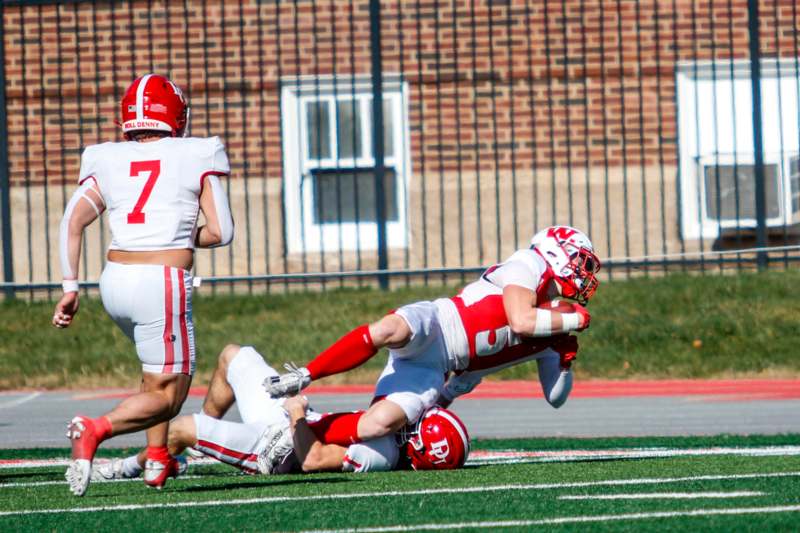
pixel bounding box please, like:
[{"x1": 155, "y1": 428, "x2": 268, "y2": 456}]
[
  {"x1": 200, "y1": 343, "x2": 242, "y2": 418},
  {"x1": 69, "y1": 265, "x2": 196, "y2": 494},
  {"x1": 312, "y1": 310, "x2": 448, "y2": 446},
  {"x1": 102, "y1": 371, "x2": 191, "y2": 434},
  {"x1": 192, "y1": 413, "x2": 272, "y2": 474},
  {"x1": 92, "y1": 415, "x2": 195, "y2": 482},
  {"x1": 265, "y1": 309, "x2": 414, "y2": 397},
  {"x1": 168, "y1": 414, "x2": 199, "y2": 455}
]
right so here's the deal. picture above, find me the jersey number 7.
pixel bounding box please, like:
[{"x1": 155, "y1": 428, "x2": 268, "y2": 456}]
[{"x1": 127, "y1": 160, "x2": 161, "y2": 224}]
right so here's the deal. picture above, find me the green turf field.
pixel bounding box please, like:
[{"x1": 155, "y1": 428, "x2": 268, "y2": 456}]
[{"x1": 2, "y1": 435, "x2": 799, "y2": 532}]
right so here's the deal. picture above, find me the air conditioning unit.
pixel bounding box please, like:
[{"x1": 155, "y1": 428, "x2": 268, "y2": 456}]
[{"x1": 689, "y1": 153, "x2": 800, "y2": 239}]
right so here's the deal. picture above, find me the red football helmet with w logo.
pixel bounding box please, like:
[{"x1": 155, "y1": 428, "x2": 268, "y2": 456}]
[
  {"x1": 120, "y1": 74, "x2": 188, "y2": 140},
  {"x1": 403, "y1": 407, "x2": 470, "y2": 470},
  {"x1": 531, "y1": 225, "x2": 601, "y2": 304}
]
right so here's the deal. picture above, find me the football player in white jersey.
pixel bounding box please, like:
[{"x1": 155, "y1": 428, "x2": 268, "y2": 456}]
[
  {"x1": 94, "y1": 344, "x2": 469, "y2": 479},
  {"x1": 265, "y1": 226, "x2": 599, "y2": 447},
  {"x1": 51, "y1": 74, "x2": 234, "y2": 496}
]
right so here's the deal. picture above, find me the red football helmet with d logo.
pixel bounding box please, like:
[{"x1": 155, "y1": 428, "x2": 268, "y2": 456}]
[{"x1": 403, "y1": 407, "x2": 470, "y2": 470}]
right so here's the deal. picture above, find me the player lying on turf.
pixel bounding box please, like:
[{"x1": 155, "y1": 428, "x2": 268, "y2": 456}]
[
  {"x1": 265, "y1": 225, "x2": 600, "y2": 446},
  {"x1": 53, "y1": 74, "x2": 234, "y2": 495},
  {"x1": 93, "y1": 344, "x2": 469, "y2": 480}
]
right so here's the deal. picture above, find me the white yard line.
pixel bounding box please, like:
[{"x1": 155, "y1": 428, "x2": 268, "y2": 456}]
[
  {"x1": 302, "y1": 505, "x2": 800, "y2": 532},
  {"x1": 0, "y1": 471, "x2": 797, "y2": 517},
  {"x1": 559, "y1": 491, "x2": 764, "y2": 500},
  {"x1": 467, "y1": 446, "x2": 800, "y2": 465},
  {"x1": 0, "y1": 392, "x2": 41, "y2": 410}
]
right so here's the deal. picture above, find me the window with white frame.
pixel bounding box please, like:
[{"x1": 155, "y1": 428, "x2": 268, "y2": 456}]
[
  {"x1": 676, "y1": 59, "x2": 800, "y2": 240},
  {"x1": 281, "y1": 76, "x2": 410, "y2": 253}
]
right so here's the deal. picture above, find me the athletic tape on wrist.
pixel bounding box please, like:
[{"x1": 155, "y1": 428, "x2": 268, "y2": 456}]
[
  {"x1": 561, "y1": 312, "x2": 579, "y2": 331},
  {"x1": 533, "y1": 309, "x2": 553, "y2": 336}
]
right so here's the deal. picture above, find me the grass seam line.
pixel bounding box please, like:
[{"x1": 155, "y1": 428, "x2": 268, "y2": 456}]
[{"x1": 0, "y1": 471, "x2": 798, "y2": 517}]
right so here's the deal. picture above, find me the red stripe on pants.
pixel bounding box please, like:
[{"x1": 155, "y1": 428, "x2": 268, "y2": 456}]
[
  {"x1": 178, "y1": 273, "x2": 190, "y2": 374},
  {"x1": 196, "y1": 439, "x2": 259, "y2": 474},
  {"x1": 163, "y1": 266, "x2": 175, "y2": 373}
]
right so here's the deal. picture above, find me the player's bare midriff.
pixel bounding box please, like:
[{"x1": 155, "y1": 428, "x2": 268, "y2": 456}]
[{"x1": 107, "y1": 249, "x2": 194, "y2": 271}]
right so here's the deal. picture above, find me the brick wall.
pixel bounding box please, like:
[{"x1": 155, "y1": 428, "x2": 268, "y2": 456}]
[{"x1": 2, "y1": 0, "x2": 799, "y2": 283}]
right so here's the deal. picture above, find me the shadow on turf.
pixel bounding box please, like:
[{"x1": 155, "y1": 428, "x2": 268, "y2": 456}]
[{"x1": 179, "y1": 476, "x2": 354, "y2": 493}]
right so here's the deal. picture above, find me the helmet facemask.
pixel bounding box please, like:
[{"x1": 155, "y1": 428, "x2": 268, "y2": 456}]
[
  {"x1": 567, "y1": 246, "x2": 601, "y2": 304},
  {"x1": 531, "y1": 226, "x2": 601, "y2": 305}
]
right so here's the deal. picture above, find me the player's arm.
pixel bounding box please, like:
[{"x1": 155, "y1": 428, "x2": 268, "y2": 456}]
[
  {"x1": 537, "y1": 353, "x2": 572, "y2": 408},
  {"x1": 196, "y1": 173, "x2": 234, "y2": 248},
  {"x1": 503, "y1": 284, "x2": 589, "y2": 337},
  {"x1": 284, "y1": 396, "x2": 348, "y2": 472},
  {"x1": 53, "y1": 181, "x2": 105, "y2": 329}
]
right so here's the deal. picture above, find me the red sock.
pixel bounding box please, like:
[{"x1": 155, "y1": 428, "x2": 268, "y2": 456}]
[
  {"x1": 92, "y1": 416, "x2": 113, "y2": 443},
  {"x1": 309, "y1": 412, "x2": 364, "y2": 446},
  {"x1": 306, "y1": 325, "x2": 377, "y2": 380},
  {"x1": 146, "y1": 445, "x2": 171, "y2": 463}
]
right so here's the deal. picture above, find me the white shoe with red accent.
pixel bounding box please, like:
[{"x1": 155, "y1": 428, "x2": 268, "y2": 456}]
[
  {"x1": 144, "y1": 456, "x2": 181, "y2": 489},
  {"x1": 65, "y1": 416, "x2": 101, "y2": 496},
  {"x1": 91, "y1": 458, "x2": 127, "y2": 481},
  {"x1": 263, "y1": 363, "x2": 311, "y2": 398},
  {"x1": 93, "y1": 456, "x2": 188, "y2": 481}
]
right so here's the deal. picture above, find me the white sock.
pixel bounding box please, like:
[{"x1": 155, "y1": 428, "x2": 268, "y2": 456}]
[{"x1": 122, "y1": 455, "x2": 143, "y2": 478}]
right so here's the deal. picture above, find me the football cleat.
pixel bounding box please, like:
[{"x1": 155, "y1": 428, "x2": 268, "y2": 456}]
[
  {"x1": 90, "y1": 458, "x2": 127, "y2": 481},
  {"x1": 91, "y1": 456, "x2": 187, "y2": 481},
  {"x1": 143, "y1": 456, "x2": 183, "y2": 489},
  {"x1": 65, "y1": 416, "x2": 101, "y2": 496},
  {"x1": 263, "y1": 363, "x2": 311, "y2": 398},
  {"x1": 184, "y1": 446, "x2": 206, "y2": 459},
  {"x1": 256, "y1": 421, "x2": 294, "y2": 475}
]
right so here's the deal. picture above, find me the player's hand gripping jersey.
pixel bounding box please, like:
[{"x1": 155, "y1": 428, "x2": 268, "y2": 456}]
[{"x1": 77, "y1": 136, "x2": 232, "y2": 251}]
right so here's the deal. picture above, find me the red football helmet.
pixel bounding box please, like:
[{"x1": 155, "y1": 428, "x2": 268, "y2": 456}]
[
  {"x1": 403, "y1": 407, "x2": 470, "y2": 470},
  {"x1": 530, "y1": 225, "x2": 601, "y2": 305},
  {"x1": 120, "y1": 74, "x2": 188, "y2": 140}
]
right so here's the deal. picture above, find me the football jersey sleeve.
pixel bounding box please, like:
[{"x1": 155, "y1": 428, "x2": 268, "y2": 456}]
[
  {"x1": 485, "y1": 252, "x2": 545, "y2": 292},
  {"x1": 342, "y1": 435, "x2": 399, "y2": 473},
  {"x1": 77, "y1": 145, "x2": 100, "y2": 186},
  {"x1": 210, "y1": 137, "x2": 231, "y2": 175}
]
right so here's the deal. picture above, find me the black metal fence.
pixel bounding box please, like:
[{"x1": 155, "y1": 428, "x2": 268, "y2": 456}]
[{"x1": 1, "y1": 0, "x2": 799, "y2": 298}]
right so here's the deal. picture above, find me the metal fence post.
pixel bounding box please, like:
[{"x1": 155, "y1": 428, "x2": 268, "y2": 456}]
[
  {"x1": 747, "y1": 0, "x2": 768, "y2": 270},
  {"x1": 369, "y1": 0, "x2": 388, "y2": 289},
  {"x1": 0, "y1": 4, "x2": 14, "y2": 299}
]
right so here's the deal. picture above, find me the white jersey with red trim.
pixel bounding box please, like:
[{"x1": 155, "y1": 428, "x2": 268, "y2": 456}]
[
  {"x1": 342, "y1": 435, "x2": 400, "y2": 473},
  {"x1": 78, "y1": 136, "x2": 229, "y2": 251},
  {"x1": 434, "y1": 248, "x2": 560, "y2": 372}
]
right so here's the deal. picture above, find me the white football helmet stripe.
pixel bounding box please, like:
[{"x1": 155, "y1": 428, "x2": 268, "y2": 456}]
[
  {"x1": 136, "y1": 73, "x2": 153, "y2": 121},
  {"x1": 430, "y1": 408, "x2": 470, "y2": 453}
]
